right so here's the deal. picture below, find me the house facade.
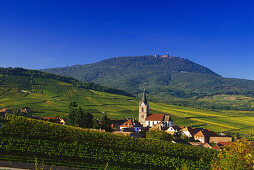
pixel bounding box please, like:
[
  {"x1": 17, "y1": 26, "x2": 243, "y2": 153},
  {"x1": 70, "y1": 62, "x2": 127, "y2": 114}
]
[
  {"x1": 119, "y1": 119, "x2": 142, "y2": 132},
  {"x1": 181, "y1": 127, "x2": 195, "y2": 137},
  {"x1": 145, "y1": 114, "x2": 172, "y2": 128},
  {"x1": 166, "y1": 126, "x2": 182, "y2": 135}
]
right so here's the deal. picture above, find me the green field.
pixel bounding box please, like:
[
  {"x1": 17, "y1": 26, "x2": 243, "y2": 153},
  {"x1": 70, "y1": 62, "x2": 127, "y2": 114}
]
[
  {"x1": 199, "y1": 94, "x2": 254, "y2": 108},
  {"x1": 0, "y1": 74, "x2": 254, "y2": 137}
]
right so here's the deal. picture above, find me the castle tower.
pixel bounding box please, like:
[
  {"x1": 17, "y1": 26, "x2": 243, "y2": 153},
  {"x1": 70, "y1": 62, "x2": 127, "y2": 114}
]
[{"x1": 139, "y1": 88, "x2": 149, "y2": 126}]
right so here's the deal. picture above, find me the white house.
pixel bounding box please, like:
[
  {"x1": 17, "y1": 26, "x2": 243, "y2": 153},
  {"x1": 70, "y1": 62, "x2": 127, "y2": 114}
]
[
  {"x1": 180, "y1": 127, "x2": 195, "y2": 137},
  {"x1": 145, "y1": 114, "x2": 173, "y2": 128},
  {"x1": 166, "y1": 126, "x2": 182, "y2": 135}
]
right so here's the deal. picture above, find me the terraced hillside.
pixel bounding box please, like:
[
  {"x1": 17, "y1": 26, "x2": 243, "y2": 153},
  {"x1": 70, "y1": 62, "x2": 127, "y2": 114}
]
[{"x1": 0, "y1": 67, "x2": 253, "y2": 137}]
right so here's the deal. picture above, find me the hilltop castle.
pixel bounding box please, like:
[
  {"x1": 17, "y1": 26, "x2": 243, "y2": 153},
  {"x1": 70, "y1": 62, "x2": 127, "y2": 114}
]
[
  {"x1": 139, "y1": 89, "x2": 173, "y2": 128},
  {"x1": 154, "y1": 52, "x2": 176, "y2": 59}
]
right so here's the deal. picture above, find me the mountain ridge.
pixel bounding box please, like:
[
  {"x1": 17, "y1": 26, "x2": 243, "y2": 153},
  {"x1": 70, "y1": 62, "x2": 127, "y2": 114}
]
[{"x1": 42, "y1": 55, "x2": 254, "y2": 100}]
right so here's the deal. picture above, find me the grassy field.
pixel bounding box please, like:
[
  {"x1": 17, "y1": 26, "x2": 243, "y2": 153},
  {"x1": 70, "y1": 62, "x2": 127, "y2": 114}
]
[
  {"x1": 199, "y1": 94, "x2": 254, "y2": 108},
  {"x1": 0, "y1": 75, "x2": 254, "y2": 137}
]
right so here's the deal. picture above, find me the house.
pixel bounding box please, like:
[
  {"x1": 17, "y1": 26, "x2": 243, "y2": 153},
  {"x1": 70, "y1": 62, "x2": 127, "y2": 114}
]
[
  {"x1": 189, "y1": 142, "x2": 212, "y2": 149},
  {"x1": 119, "y1": 119, "x2": 142, "y2": 132},
  {"x1": 145, "y1": 114, "x2": 172, "y2": 128},
  {"x1": 180, "y1": 127, "x2": 195, "y2": 137},
  {"x1": 193, "y1": 129, "x2": 219, "y2": 143},
  {"x1": 139, "y1": 89, "x2": 173, "y2": 128},
  {"x1": 209, "y1": 136, "x2": 232, "y2": 143},
  {"x1": 212, "y1": 144, "x2": 221, "y2": 150},
  {"x1": 193, "y1": 129, "x2": 211, "y2": 143},
  {"x1": 110, "y1": 119, "x2": 127, "y2": 131},
  {"x1": 166, "y1": 126, "x2": 182, "y2": 135},
  {"x1": 19, "y1": 107, "x2": 31, "y2": 113}
]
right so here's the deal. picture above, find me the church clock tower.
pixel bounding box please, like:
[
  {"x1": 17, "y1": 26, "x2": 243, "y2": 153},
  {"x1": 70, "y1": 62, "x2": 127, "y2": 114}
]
[{"x1": 139, "y1": 89, "x2": 149, "y2": 126}]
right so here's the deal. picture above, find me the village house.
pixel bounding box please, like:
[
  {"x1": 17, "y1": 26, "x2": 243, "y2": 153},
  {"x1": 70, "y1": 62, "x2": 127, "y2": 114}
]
[
  {"x1": 180, "y1": 127, "x2": 195, "y2": 137},
  {"x1": 189, "y1": 142, "x2": 212, "y2": 149},
  {"x1": 193, "y1": 129, "x2": 218, "y2": 143},
  {"x1": 166, "y1": 126, "x2": 183, "y2": 135},
  {"x1": 119, "y1": 119, "x2": 142, "y2": 132},
  {"x1": 193, "y1": 129, "x2": 211, "y2": 143},
  {"x1": 139, "y1": 89, "x2": 173, "y2": 128},
  {"x1": 209, "y1": 136, "x2": 233, "y2": 143},
  {"x1": 110, "y1": 119, "x2": 127, "y2": 131}
]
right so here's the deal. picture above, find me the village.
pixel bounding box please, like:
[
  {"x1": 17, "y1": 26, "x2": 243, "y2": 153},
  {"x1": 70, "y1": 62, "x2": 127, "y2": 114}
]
[
  {"x1": 110, "y1": 89, "x2": 233, "y2": 150},
  {"x1": 0, "y1": 89, "x2": 233, "y2": 151}
]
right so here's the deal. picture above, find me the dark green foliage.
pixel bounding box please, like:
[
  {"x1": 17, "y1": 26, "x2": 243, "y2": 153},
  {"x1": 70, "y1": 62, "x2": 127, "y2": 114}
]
[
  {"x1": 67, "y1": 103, "x2": 94, "y2": 128},
  {"x1": 100, "y1": 115, "x2": 111, "y2": 132},
  {"x1": 0, "y1": 114, "x2": 217, "y2": 169},
  {"x1": 146, "y1": 129, "x2": 173, "y2": 141},
  {"x1": 79, "y1": 110, "x2": 94, "y2": 128}
]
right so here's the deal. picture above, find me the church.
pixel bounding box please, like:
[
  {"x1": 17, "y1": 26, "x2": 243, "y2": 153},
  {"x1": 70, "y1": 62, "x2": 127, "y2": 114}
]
[{"x1": 139, "y1": 89, "x2": 173, "y2": 128}]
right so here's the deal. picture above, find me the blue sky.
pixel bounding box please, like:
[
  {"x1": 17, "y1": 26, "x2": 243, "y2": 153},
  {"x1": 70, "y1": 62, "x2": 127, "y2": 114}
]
[{"x1": 0, "y1": 0, "x2": 254, "y2": 80}]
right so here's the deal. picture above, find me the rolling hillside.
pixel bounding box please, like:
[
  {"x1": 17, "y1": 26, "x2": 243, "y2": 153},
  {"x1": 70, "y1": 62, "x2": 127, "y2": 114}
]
[
  {"x1": 42, "y1": 55, "x2": 254, "y2": 101},
  {"x1": 0, "y1": 67, "x2": 254, "y2": 136}
]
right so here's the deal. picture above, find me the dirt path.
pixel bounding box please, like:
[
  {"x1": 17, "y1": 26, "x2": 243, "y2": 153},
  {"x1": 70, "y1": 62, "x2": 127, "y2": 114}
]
[{"x1": 0, "y1": 161, "x2": 79, "y2": 170}]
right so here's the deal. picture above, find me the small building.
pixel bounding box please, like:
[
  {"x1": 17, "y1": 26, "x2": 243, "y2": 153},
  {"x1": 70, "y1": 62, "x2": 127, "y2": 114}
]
[
  {"x1": 189, "y1": 142, "x2": 212, "y2": 149},
  {"x1": 180, "y1": 127, "x2": 195, "y2": 137},
  {"x1": 193, "y1": 129, "x2": 210, "y2": 143},
  {"x1": 145, "y1": 114, "x2": 172, "y2": 128},
  {"x1": 110, "y1": 119, "x2": 127, "y2": 131},
  {"x1": 19, "y1": 107, "x2": 31, "y2": 113},
  {"x1": 166, "y1": 126, "x2": 182, "y2": 135},
  {"x1": 119, "y1": 119, "x2": 142, "y2": 132},
  {"x1": 209, "y1": 137, "x2": 232, "y2": 143},
  {"x1": 193, "y1": 129, "x2": 219, "y2": 143}
]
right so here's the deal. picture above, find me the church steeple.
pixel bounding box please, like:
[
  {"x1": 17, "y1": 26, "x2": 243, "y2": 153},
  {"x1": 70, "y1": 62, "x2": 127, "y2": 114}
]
[
  {"x1": 141, "y1": 88, "x2": 147, "y2": 104},
  {"x1": 139, "y1": 88, "x2": 149, "y2": 126}
]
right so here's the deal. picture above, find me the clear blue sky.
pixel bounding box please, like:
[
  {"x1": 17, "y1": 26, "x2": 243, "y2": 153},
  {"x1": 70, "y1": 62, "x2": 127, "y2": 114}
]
[{"x1": 0, "y1": 0, "x2": 254, "y2": 80}]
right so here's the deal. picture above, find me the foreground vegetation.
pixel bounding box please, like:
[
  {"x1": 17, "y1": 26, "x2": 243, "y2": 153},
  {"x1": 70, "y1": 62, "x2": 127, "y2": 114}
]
[
  {"x1": 212, "y1": 138, "x2": 254, "y2": 169},
  {"x1": 0, "y1": 114, "x2": 217, "y2": 169}
]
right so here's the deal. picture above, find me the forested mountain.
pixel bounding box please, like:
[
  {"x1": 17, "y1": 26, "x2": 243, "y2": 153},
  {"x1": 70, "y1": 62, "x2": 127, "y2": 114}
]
[{"x1": 42, "y1": 56, "x2": 254, "y2": 100}]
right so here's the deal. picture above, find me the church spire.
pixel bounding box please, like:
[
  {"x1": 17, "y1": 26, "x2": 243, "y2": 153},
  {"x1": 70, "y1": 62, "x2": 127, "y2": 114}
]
[{"x1": 141, "y1": 88, "x2": 147, "y2": 104}]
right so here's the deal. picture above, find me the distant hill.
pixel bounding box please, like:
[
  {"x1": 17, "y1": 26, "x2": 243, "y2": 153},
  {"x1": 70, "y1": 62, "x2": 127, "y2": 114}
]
[{"x1": 42, "y1": 55, "x2": 254, "y2": 100}]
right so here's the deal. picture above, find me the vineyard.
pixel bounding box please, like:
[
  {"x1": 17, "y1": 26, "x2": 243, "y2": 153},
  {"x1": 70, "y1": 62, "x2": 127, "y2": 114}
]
[
  {"x1": 0, "y1": 68, "x2": 253, "y2": 136},
  {"x1": 0, "y1": 114, "x2": 217, "y2": 169}
]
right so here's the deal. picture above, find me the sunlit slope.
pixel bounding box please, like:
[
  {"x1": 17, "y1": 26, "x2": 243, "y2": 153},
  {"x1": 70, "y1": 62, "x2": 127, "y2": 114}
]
[
  {"x1": 0, "y1": 71, "x2": 253, "y2": 136},
  {"x1": 150, "y1": 103, "x2": 254, "y2": 134}
]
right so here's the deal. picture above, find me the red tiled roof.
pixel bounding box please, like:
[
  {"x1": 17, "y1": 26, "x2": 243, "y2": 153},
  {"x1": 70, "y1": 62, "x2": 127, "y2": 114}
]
[
  {"x1": 0, "y1": 108, "x2": 7, "y2": 113},
  {"x1": 218, "y1": 142, "x2": 232, "y2": 146},
  {"x1": 194, "y1": 130, "x2": 210, "y2": 137},
  {"x1": 145, "y1": 114, "x2": 165, "y2": 121},
  {"x1": 120, "y1": 119, "x2": 142, "y2": 128},
  {"x1": 212, "y1": 144, "x2": 221, "y2": 150}
]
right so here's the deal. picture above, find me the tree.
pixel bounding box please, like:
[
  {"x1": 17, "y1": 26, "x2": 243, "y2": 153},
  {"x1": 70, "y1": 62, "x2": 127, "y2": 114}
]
[
  {"x1": 77, "y1": 108, "x2": 94, "y2": 128},
  {"x1": 67, "y1": 102, "x2": 78, "y2": 126},
  {"x1": 146, "y1": 129, "x2": 172, "y2": 141},
  {"x1": 100, "y1": 115, "x2": 111, "y2": 132},
  {"x1": 212, "y1": 138, "x2": 254, "y2": 170},
  {"x1": 67, "y1": 102, "x2": 94, "y2": 128}
]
